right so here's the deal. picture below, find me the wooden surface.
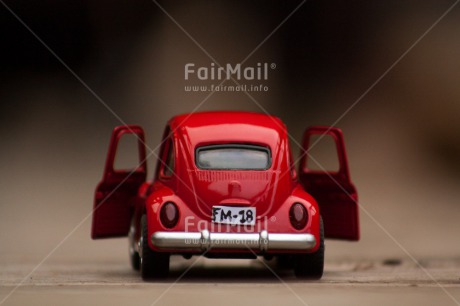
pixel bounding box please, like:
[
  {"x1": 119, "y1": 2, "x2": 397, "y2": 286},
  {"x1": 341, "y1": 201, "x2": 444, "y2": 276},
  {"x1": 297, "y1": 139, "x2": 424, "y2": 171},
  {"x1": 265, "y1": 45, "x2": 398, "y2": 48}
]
[{"x1": 1, "y1": 256, "x2": 460, "y2": 306}]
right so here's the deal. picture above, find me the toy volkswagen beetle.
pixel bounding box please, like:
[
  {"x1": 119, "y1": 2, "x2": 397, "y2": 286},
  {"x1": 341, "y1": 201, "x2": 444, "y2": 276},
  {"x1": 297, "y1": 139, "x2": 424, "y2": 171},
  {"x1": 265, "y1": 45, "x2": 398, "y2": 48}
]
[{"x1": 91, "y1": 111, "x2": 359, "y2": 280}]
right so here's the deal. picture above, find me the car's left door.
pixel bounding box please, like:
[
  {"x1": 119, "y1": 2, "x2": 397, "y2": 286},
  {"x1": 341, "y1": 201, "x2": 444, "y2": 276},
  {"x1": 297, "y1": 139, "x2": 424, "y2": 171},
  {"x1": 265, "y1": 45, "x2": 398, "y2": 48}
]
[{"x1": 91, "y1": 125, "x2": 147, "y2": 239}]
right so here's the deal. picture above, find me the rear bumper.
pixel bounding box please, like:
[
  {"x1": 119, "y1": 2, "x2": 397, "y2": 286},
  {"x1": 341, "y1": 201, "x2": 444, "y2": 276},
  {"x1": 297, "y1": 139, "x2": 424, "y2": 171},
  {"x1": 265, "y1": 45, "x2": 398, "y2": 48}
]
[{"x1": 151, "y1": 230, "x2": 316, "y2": 252}]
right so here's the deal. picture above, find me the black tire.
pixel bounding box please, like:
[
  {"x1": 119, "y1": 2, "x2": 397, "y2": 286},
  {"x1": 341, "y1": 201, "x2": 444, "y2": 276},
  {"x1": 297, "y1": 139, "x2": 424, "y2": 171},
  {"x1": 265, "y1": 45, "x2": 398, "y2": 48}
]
[
  {"x1": 130, "y1": 249, "x2": 141, "y2": 271},
  {"x1": 140, "y1": 214, "x2": 170, "y2": 280},
  {"x1": 128, "y1": 216, "x2": 140, "y2": 271},
  {"x1": 294, "y1": 217, "x2": 325, "y2": 279}
]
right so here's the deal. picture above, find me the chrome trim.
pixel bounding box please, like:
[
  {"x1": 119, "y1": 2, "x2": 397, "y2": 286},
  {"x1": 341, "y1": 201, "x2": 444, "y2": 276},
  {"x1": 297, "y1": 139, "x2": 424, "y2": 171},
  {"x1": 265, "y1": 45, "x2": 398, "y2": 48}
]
[
  {"x1": 151, "y1": 230, "x2": 316, "y2": 252},
  {"x1": 201, "y1": 229, "x2": 210, "y2": 251},
  {"x1": 259, "y1": 230, "x2": 269, "y2": 252}
]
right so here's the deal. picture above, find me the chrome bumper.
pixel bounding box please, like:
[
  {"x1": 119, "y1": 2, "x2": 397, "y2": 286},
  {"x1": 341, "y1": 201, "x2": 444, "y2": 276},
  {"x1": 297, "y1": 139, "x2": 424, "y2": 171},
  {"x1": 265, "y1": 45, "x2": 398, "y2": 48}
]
[{"x1": 151, "y1": 230, "x2": 316, "y2": 252}]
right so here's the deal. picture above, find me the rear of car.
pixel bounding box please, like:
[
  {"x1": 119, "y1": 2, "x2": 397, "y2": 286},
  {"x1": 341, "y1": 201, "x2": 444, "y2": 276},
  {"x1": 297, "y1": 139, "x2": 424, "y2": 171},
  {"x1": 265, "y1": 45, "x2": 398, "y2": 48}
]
[{"x1": 144, "y1": 112, "x2": 323, "y2": 278}]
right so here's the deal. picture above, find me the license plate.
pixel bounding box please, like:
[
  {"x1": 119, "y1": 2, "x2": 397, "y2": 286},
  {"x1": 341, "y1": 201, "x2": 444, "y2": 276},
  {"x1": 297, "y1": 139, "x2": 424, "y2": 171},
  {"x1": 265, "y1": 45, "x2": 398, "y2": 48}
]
[{"x1": 212, "y1": 206, "x2": 256, "y2": 225}]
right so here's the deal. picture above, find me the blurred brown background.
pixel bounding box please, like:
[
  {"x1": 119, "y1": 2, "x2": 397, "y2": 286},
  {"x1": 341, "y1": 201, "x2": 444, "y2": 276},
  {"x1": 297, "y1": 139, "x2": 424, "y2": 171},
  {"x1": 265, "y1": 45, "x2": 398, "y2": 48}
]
[{"x1": 1, "y1": 0, "x2": 459, "y2": 272}]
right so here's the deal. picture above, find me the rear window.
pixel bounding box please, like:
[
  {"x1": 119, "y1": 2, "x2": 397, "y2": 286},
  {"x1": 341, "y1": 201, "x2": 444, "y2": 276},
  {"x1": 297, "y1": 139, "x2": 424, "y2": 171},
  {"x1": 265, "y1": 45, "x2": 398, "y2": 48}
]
[{"x1": 196, "y1": 144, "x2": 271, "y2": 170}]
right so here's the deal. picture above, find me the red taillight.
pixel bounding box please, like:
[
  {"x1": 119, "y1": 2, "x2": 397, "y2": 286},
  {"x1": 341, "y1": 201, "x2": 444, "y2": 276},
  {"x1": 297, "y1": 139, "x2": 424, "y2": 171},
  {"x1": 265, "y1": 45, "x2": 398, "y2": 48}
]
[
  {"x1": 289, "y1": 203, "x2": 308, "y2": 230},
  {"x1": 160, "y1": 202, "x2": 179, "y2": 228}
]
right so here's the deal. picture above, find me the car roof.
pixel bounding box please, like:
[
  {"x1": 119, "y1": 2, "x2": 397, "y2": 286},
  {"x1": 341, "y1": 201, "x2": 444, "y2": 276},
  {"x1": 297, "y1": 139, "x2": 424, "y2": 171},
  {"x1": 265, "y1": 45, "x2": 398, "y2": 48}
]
[{"x1": 168, "y1": 111, "x2": 287, "y2": 149}]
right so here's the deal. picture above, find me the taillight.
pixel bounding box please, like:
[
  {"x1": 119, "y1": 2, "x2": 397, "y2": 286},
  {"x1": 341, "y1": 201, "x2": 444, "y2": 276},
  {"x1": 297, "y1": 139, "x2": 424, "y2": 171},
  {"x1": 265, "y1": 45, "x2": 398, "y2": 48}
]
[
  {"x1": 160, "y1": 202, "x2": 179, "y2": 228},
  {"x1": 289, "y1": 203, "x2": 308, "y2": 230}
]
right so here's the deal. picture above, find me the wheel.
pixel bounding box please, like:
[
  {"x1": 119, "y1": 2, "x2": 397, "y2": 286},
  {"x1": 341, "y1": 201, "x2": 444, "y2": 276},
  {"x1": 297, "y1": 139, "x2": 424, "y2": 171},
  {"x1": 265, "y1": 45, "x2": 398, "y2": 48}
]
[
  {"x1": 140, "y1": 214, "x2": 170, "y2": 280},
  {"x1": 294, "y1": 217, "x2": 325, "y2": 279},
  {"x1": 128, "y1": 216, "x2": 140, "y2": 271}
]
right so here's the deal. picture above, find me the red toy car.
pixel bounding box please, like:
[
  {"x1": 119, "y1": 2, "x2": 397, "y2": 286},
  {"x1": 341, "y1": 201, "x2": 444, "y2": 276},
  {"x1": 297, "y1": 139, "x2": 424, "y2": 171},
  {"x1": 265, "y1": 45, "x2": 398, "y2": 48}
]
[{"x1": 91, "y1": 111, "x2": 359, "y2": 280}]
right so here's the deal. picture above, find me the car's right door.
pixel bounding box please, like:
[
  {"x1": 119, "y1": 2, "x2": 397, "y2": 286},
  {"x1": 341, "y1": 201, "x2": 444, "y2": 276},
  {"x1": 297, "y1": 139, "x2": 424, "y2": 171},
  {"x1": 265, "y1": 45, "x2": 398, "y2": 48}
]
[{"x1": 298, "y1": 126, "x2": 359, "y2": 241}]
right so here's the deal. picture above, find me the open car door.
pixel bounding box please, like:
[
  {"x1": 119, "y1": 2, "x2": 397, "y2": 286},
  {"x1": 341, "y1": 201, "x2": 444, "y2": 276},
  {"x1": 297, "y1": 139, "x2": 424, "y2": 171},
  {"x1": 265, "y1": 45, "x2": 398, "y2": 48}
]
[
  {"x1": 91, "y1": 125, "x2": 147, "y2": 239},
  {"x1": 299, "y1": 126, "x2": 359, "y2": 240}
]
